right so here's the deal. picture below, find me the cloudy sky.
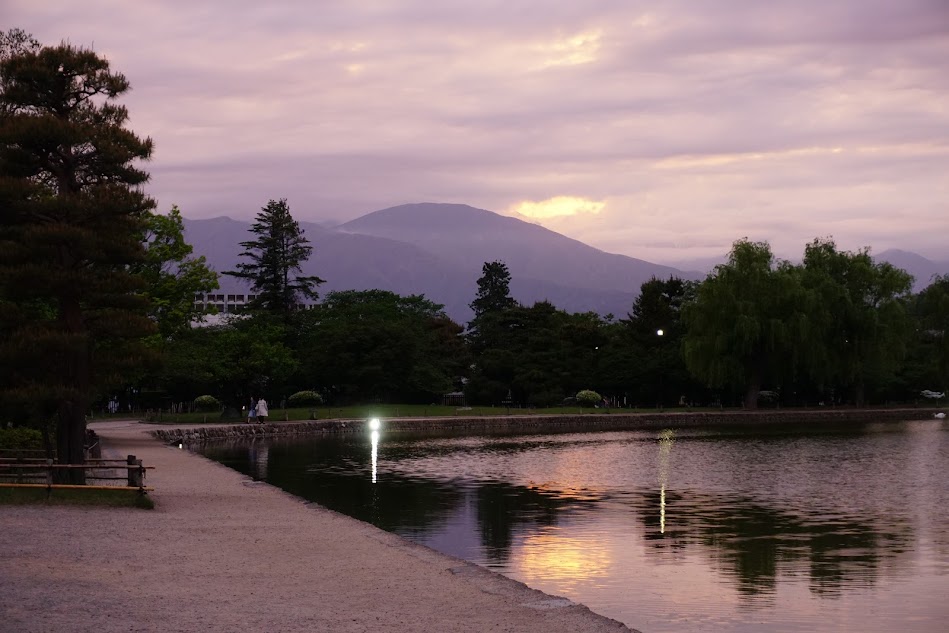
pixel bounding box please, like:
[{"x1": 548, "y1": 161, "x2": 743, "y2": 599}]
[{"x1": 8, "y1": 0, "x2": 949, "y2": 264}]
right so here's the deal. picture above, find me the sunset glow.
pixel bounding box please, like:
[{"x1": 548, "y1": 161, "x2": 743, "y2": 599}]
[
  {"x1": 510, "y1": 196, "x2": 606, "y2": 220},
  {"x1": 534, "y1": 30, "x2": 602, "y2": 68}
]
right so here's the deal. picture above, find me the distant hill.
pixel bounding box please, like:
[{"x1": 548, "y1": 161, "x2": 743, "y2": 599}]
[
  {"x1": 182, "y1": 209, "x2": 948, "y2": 323},
  {"x1": 339, "y1": 203, "x2": 693, "y2": 293},
  {"x1": 875, "y1": 249, "x2": 949, "y2": 292},
  {"x1": 183, "y1": 203, "x2": 699, "y2": 323},
  {"x1": 183, "y1": 216, "x2": 476, "y2": 318}
]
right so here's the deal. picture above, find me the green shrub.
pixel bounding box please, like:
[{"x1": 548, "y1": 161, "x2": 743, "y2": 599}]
[
  {"x1": 0, "y1": 427, "x2": 43, "y2": 451},
  {"x1": 288, "y1": 390, "x2": 323, "y2": 406},
  {"x1": 575, "y1": 390, "x2": 602, "y2": 407},
  {"x1": 193, "y1": 395, "x2": 221, "y2": 412}
]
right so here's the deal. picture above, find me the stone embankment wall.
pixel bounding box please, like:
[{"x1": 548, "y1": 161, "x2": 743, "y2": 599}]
[{"x1": 151, "y1": 408, "x2": 942, "y2": 444}]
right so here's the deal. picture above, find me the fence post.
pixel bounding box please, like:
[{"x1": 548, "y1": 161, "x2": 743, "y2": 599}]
[
  {"x1": 46, "y1": 458, "x2": 54, "y2": 497},
  {"x1": 127, "y1": 454, "x2": 143, "y2": 488}
]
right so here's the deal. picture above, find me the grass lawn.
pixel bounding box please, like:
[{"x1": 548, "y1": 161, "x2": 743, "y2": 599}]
[
  {"x1": 0, "y1": 486, "x2": 154, "y2": 509},
  {"x1": 145, "y1": 403, "x2": 684, "y2": 425}
]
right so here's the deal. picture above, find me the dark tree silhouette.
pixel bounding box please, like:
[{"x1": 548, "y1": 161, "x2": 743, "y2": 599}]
[
  {"x1": 470, "y1": 260, "x2": 516, "y2": 321},
  {"x1": 0, "y1": 35, "x2": 156, "y2": 479},
  {"x1": 225, "y1": 198, "x2": 324, "y2": 316}
]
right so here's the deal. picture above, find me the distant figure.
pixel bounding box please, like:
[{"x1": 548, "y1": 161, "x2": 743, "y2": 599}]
[
  {"x1": 247, "y1": 397, "x2": 257, "y2": 424},
  {"x1": 256, "y1": 398, "x2": 269, "y2": 424}
]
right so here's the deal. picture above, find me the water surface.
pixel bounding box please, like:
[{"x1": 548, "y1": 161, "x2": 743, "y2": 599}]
[{"x1": 199, "y1": 420, "x2": 949, "y2": 632}]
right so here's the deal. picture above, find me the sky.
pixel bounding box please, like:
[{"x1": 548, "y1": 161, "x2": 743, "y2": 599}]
[{"x1": 7, "y1": 0, "x2": 949, "y2": 265}]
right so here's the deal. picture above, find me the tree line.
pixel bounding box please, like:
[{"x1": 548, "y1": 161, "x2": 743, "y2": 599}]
[{"x1": 2, "y1": 32, "x2": 946, "y2": 478}]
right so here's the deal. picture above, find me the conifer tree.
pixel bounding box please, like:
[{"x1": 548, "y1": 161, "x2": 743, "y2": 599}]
[
  {"x1": 225, "y1": 198, "x2": 324, "y2": 316},
  {"x1": 0, "y1": 34, "x2": 156, "y2": 478},
  {"x1": 470, "y1": 261, "x2": 516, "y2": 322}
]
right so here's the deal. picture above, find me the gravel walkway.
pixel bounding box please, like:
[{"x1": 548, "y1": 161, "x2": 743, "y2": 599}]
[{"x1": 0, "y1": 419, "x2": 636, "y2": 633}]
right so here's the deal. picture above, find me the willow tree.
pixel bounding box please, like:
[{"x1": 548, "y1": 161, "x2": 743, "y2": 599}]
[
  {"x1": 800, "y1": 238, "x2": 913, "y2": 404},
  {"x1": 0, "y1": 36, "x2": 155, "y2": 478},
  {"x1": 682, "y1": 240, "x2": 806, "y2": 408},
  {"x1": 225, "y1": 198, "x2": 323, "y2": 317},
  {"x1": 915, "y1": 275, "x2": 949, "y2": 394}
]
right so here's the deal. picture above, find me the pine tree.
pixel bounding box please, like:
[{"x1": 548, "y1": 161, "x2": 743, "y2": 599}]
[
  {"x1": 0, "y1": 35, "x2": 156, "y2": 479},
  {"x1": 470, "y1": 261, "x2": 516, "y2": 321},
  {"x1": 225, "y1": 199, "x2": 324, "y2": 316}
]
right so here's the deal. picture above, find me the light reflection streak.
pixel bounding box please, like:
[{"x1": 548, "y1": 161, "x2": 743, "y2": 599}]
[
  {"x1": 370, "y1": 430, "x2": 379, "y2": 484},
  {"x1": 660, "y1": 487, "x2": 666, "y2": 535},
  {"x1": 249, "y1": 443, "x2": 269, "y2": 481},
  {"x1": 658, "y1": 429, "x2": 675, "y2": 534}
]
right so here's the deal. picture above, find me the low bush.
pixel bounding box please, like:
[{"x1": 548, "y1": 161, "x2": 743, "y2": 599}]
[
  {"x1": 575, "y1": 390, "x2": 602, "y2": 407},
  {"x1": 0, "y1": 427, "x2": 43, "y2": 451},
  {"x1": 288, "y1": 390, "x2": 323, "y2": 406},
  {"x1": 193, "y1": 395, "x2": 221, "y2": 412}
]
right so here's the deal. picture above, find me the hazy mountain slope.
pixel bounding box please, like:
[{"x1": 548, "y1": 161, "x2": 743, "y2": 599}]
[
  {"x1": 875, "y1": 249, "x2": 949, "y2": 292},
  {"x1": 182, "y1": 217, "x2": 638, "y2": 322},
  {"x1": 182, "y1": 212, "x2": 946, "y2": 324},
  {"x1": 339, "y1": 203, "x2": 697, "y2": 293},
  {"x1": 184, "y1": 216, "x2": 464, "y2": 300}
]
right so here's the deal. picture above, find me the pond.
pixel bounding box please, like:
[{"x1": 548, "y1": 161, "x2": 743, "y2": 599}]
[{"x1": 197, "y1": 419, "x2": 949, "y2": 632}]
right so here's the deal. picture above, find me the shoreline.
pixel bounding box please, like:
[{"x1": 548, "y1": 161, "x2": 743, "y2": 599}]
[
  {"x1": 4, "y1": 410, "x2": 941, "y2": 632},
  {"x1": 0, "y1": 419, "x2": 635, "y2": 633},
  {"x1": 151, "y1": 406, "x2": 943, "y2": 444}
]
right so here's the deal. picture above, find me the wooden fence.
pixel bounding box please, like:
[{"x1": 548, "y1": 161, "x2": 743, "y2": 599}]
[{"x1": 0, "y1": 454, "x2": 154, "y2": 493}]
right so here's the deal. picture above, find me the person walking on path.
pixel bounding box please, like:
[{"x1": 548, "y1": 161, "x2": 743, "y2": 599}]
[
  {"x1": 247, "y1": 397, "x2": 257, "y2": 424},
  {"x1": 256, "y1": 397, "x2": 269, "y2": 424}
]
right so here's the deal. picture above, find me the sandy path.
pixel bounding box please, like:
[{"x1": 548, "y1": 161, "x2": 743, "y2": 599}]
[{"x1": 0, "y1": 420, "x2": 636, "y2": 633}]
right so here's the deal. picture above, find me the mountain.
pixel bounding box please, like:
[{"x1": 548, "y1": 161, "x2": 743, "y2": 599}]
[
  {"x1": 182, "y1": 204, "x2": 703, "y2": 323},
  {"x1": 183, "y1": 216, "x2": 476, "y2": 317},
  {"x1": 874, "y1": 249, "x2": 949, "y2": 292},
  {"x1": 339, "y1": 203, "x2": 693, "y2": 293},
  {"x1": 665, "y1": 254, "x2": 725, "y2": 276}
]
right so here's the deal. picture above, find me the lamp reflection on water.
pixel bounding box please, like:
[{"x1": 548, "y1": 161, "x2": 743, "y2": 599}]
[
  {"x1": 658, "y1": 429, "x2": 675, "y2": 534},
  {"x1": 370, "y1": 430, "x2": 379, "y2": 484}
]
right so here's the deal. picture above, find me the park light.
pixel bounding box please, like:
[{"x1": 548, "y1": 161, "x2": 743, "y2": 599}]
[
  {"x1": 369, "y1": 417, "x2": 381, "y2": 431},
  {"x1": 656, "y1": 328, "x2": 665, "y2": 411}
]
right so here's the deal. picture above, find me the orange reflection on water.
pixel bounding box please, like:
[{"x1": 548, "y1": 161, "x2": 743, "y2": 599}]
[{"x1": 514, "y1": 529, "x2": 612, "y2": 587}]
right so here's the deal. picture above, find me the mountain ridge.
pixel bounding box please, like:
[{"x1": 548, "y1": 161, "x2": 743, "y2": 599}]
[
  {"x1": 182, "y1": 203, "x2": 946, "y2": 323},
  {"x1": 339, "y1": 203, "x2": 690, "y2": 294},
  {"x1": 183, "y1": 203, "x2": 694, "y2": 322}
]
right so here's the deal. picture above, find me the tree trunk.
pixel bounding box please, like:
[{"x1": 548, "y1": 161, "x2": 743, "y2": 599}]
[
  {"x1": 743, "y1": 370, "x2": 761, "y2": 410},
  {"x1": 55, "y1": 402, "x2": 86, "y2": 484},
  {"x1": 854, "y1": 380, "x2": 866, "y2": 407},
  {"x1": 55, "y1": 295, "x2": 88, "y2": 484}
]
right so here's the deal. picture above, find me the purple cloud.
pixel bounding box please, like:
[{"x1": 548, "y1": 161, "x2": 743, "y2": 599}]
[{"x1": 6, "y1": 0, "x2": 948, "y2": 262}]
